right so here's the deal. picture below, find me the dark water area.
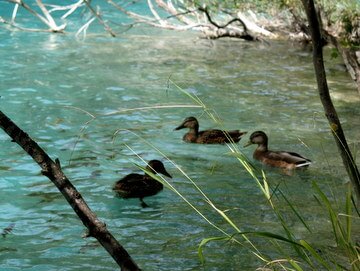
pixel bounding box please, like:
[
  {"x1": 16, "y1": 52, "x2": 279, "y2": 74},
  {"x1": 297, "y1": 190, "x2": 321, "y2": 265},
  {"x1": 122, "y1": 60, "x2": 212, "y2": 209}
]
[{"x1": 0, "y1": 2, "x2": 359, "y2": 270}]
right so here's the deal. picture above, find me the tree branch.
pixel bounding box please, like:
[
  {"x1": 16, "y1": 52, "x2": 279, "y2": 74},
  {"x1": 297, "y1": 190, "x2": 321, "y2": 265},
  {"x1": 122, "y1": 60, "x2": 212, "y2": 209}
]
[
  {"x1": 155, "y1": 0, "x2": 196, "y2": 25},
  {"x1": 5, "y1": 0, "x2": 66, "y2": 32},
  {"x1": 36, "y1": 0, "x2": 66, "y2": 31},
  {"x1": 109, "y1": 0, "x2": 256, "y2": 40},
  {"x1": 147, "y1": 0, "x2": 167, "y2": 26},
  {"x1": 46, "y1": 0, "x2": 85, "y2": 20},
  {"x1": 0, "y1": 111, "x2": 141, "y2": 271},
  {"x1": 11, "y1": 3, "x2": 19, "y2": 23},
  {"x1": 301, "y1": 0, "x2": 360, "y2": 204},
  {"x1": 107, "y1": 0, "x2": 204, "y2": 31},
  {"x1": 198, "y1": 6, "x2": 247, "y2": 31},
  {"x1": 84, "y1": 0, "x2": 116, "y2": 37}
]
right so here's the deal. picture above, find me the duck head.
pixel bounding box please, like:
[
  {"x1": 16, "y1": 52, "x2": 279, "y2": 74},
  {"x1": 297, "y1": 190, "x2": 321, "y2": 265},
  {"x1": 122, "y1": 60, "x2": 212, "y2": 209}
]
[
  {"x1": 244, "y1": 131, "x2": 268, "y2": 148},
  {"x1": 146, "y1": 160, "x2": 172, "y2": 178},
  {"x1": 174, "y1": 116, "x2": 199, "y2": 131}
]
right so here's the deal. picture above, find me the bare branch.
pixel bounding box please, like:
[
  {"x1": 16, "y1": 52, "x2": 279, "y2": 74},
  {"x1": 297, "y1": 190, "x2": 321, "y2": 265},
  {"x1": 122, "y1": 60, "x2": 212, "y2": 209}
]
[
  {"x1": 0, "y1": 16, "x2": 61, "y2": 33},
  {"x1": 61, "y1": 1, "x2": 84, "y2": 19},
  {"x1": 198, "y1": 6, "x2": 248, "y2": 32},
  {"x1": 108, "y1": 0, "x2": 158, "y2": 23},
  {"x1": 5, "y1": 0, "x2": 66, "y2": 32},
  {"x1": 197, "y1": 6, "x2": 221, "y2": 28},
  {"x1": 76, "y1": 16, "x2": 96, "y2": 38},
  {"x1": 36, "y1": 0, "x2": 66, "y2": 31},
  {"x1": 155, "y1": 0, "x2": 196, "y2": 25},
  {"x1": 236, "y1": 12, "x2": 275, "y2": 38},
  {"x1": 107, "y1": 0, "x2": 193, "y2": 30},
  {"x1": 0, "y1": 110, "x2": 142, "y2": 271},
  {"x1": 11, "y1": 3, "x2": 19, "y2": 23},
  {"x1": 84, "y1": 0, "x2": 116, "y2": 37},
  {"x1": 109, "y1": 0, "x2": 258, "y2": 40},
  {"x1": 196, "y1": 6, "x2": 255, "y2": 40},
  {"x1": 45, "y1": 0, "x2": 85, "y2": 20},
  {"x1": 147, "y1": 0, "x2": 167, "y2": 26}
]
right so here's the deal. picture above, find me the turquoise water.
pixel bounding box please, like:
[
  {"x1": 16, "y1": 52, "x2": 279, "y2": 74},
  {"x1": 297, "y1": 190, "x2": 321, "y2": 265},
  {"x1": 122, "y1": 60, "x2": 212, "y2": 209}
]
[{"x1": 1, "y1": 4, "x2": 360, "y2": 271}]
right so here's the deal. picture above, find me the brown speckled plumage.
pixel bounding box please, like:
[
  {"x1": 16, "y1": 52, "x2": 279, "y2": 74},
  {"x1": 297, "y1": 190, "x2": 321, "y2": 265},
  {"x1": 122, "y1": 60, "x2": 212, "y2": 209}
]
[
  {"x1": 175, "y1": 116, "x2": 247, "y2": 144},
  {"x1": 245, "y1": 131, "x2": 311, "y2": 170}
]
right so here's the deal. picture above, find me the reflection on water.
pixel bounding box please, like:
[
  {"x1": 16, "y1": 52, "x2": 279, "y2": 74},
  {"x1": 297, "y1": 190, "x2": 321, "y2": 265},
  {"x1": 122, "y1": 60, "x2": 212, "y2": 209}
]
[{"x1": 0, "y1": 26, "x2": 359, "y2": 270}]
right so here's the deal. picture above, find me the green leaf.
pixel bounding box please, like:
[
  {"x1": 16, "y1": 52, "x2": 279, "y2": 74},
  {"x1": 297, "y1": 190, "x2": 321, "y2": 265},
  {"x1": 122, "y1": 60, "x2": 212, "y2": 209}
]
[
  {"x1": 288, "y1": 259, "x2": 304, "y2": 271},
  {"x1": 278, "y1": 189, "x2": 312, "y2": 233},
  {"x1": 198, "y1": 236, "x2": 230, "y2": 264},
  {"x1": 299, "y1": 240, "x2": 331, "y2": 270},
  {"x1": 345, "y1": 184, "x2": 352, "y2": 243},
  {"x1": 234, "y1": 231, "x2": 302, "y2": 247}
]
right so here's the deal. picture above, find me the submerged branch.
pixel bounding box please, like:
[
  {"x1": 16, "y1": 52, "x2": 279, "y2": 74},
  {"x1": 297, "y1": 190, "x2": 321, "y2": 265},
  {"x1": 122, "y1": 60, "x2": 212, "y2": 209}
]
[
  {"x1": 4, "y1": 0, "x2": 66, "y2": 32},
  {"x1": 6, "y1": 0, "x2": 66, "y2": 32},
  {"x1": 147, "y1": 0, "x2": 167, "y2": 26},
  {"x1": 0, "y1": 17, "x2": 61, "y2": 33},
  {"x1": 84, "y1": 0, "x2": 116, "y2": 37},
  {"x1": 46, "y1": 0, "x2": 85, "y2": 20},
  {"x1": 36, "y1": 0, "x2": 66, "y2": 31},
  {"x1": 108, "y1": 0, "x2": 257, "y2": 40},
  {"x1": 108, "y1": 0, "x2": 204, "y2": 31},
  {"x1": 11, "y1": 3, "x2": 19, "y2": 23}
]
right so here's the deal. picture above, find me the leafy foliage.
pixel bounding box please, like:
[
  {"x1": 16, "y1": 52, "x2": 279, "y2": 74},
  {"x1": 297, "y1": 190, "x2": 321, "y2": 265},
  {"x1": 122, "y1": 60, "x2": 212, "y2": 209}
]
[
  {"x1": 339, "y1": 10, "x2": 360, "y2": 46},
  {"x1": 182, "y1": 0, "x2": 360, "y2": 46}
]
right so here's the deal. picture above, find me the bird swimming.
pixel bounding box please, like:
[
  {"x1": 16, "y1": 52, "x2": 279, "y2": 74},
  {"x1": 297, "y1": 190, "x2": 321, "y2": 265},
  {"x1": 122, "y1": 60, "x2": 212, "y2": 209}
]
[
  {"x1": 174, "y1": 116, "x2": 247, "y2": 144},
  {"x1": 244, "y1": 131, "x2": 311, "y2": 169},
  {"x1": 113, "y1": 160, "x2": 172, "y2": 207}
]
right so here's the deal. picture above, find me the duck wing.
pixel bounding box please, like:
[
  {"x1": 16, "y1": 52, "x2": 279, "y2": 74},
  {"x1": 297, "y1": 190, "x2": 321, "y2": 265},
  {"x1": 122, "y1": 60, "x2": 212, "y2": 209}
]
[
  {"x1": 198, "y1": 129, "x2": 245, "y2": 144},
  {"x1": 114, "y1": 173, "x2": 144, "y2": 185},
  {"x1": 113, "y1": 173, "x2": 145, "y2": 197},
  {"x1": 268, "y1": 151, "x2": 311, "y2": 167},
  {"x1": 113, "y1": 174, "x2": 163, "y2": 198}
]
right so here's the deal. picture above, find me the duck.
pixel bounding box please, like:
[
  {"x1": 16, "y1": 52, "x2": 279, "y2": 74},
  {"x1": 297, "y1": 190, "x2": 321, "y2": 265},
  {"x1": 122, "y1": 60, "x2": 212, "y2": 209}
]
[
  {"x1": 244, "y1": 131, "x2": 311, "y2": 169},
  {"x1": 174, "y1": 116, "x2": 247, "y2": 144},
  {"x1": 113, "y1": 160, "x2": 172, "y2": 207}
]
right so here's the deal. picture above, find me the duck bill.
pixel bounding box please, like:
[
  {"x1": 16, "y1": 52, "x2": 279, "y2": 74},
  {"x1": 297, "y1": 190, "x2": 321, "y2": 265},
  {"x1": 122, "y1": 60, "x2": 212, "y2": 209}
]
[
  {"x1": 174, "y1": 124, "x2": 185, "y2": 131},
  {"x1": 243, "y1": 141, "x2": 253, "y2": 148},
  {"x1": 162, "y1": 170, "x2": 172, "y2": 178}
]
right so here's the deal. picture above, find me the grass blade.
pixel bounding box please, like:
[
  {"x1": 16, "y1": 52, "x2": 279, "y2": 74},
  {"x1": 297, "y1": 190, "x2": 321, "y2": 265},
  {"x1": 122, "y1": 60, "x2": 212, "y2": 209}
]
[
  {"x1": 198, "y1": 236, "x2": 230, "y2": 264},
  {"x1": 299, "y1": 240, "x2": 332, "y2": 270}
]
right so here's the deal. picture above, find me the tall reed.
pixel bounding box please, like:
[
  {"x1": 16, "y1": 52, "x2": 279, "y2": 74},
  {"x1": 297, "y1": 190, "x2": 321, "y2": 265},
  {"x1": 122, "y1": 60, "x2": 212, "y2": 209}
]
[{"x1": 112, "y1": 81, "x2": 359, "y2": 270}]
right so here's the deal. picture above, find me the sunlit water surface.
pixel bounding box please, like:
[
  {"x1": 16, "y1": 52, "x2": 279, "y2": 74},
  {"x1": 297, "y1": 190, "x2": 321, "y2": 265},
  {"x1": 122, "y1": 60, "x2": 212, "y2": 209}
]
[{"x1": 0, "y1": 18, "x2": 360, "y2": 271}]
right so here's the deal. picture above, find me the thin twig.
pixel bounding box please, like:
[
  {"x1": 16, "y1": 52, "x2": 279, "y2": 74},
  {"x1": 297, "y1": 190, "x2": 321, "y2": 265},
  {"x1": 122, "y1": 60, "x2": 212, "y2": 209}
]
[
  {"x1": 11, "y1": 3, "x2": 19, "y2": 23},
  {"x1": 198, "y1": 6, "x2": 247, "y2": 31},
  {"x1": 147, "y1": 0, "x2": 166, "y2": 26},
  {"x1": 5, "y1": 0, "x2": 66, "y2": 32},
  {"x1": 0, "y1": 17, "x2": 60, "y2": 33},
  {"x1": 36, "y1": 0, "x2": 60, "y2": 29},
  {"x1": 84, "y1": 0, "x2": 116, "y2": 37},
  {"x1": 76, "y1": 16, "x2": 96, "y2": 38}
]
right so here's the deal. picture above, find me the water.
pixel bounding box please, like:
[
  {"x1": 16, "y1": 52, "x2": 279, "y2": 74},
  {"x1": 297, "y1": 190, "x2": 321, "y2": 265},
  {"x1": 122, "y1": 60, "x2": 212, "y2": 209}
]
[{"x1": 1, "y1": 6, "x2": 360, "y2": 271}]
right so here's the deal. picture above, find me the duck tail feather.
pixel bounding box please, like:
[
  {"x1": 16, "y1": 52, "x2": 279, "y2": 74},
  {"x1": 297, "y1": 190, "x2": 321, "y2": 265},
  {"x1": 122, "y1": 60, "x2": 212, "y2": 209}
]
[{"x1": 295, "y1": 161, "x2": 312, "y2": 168}]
